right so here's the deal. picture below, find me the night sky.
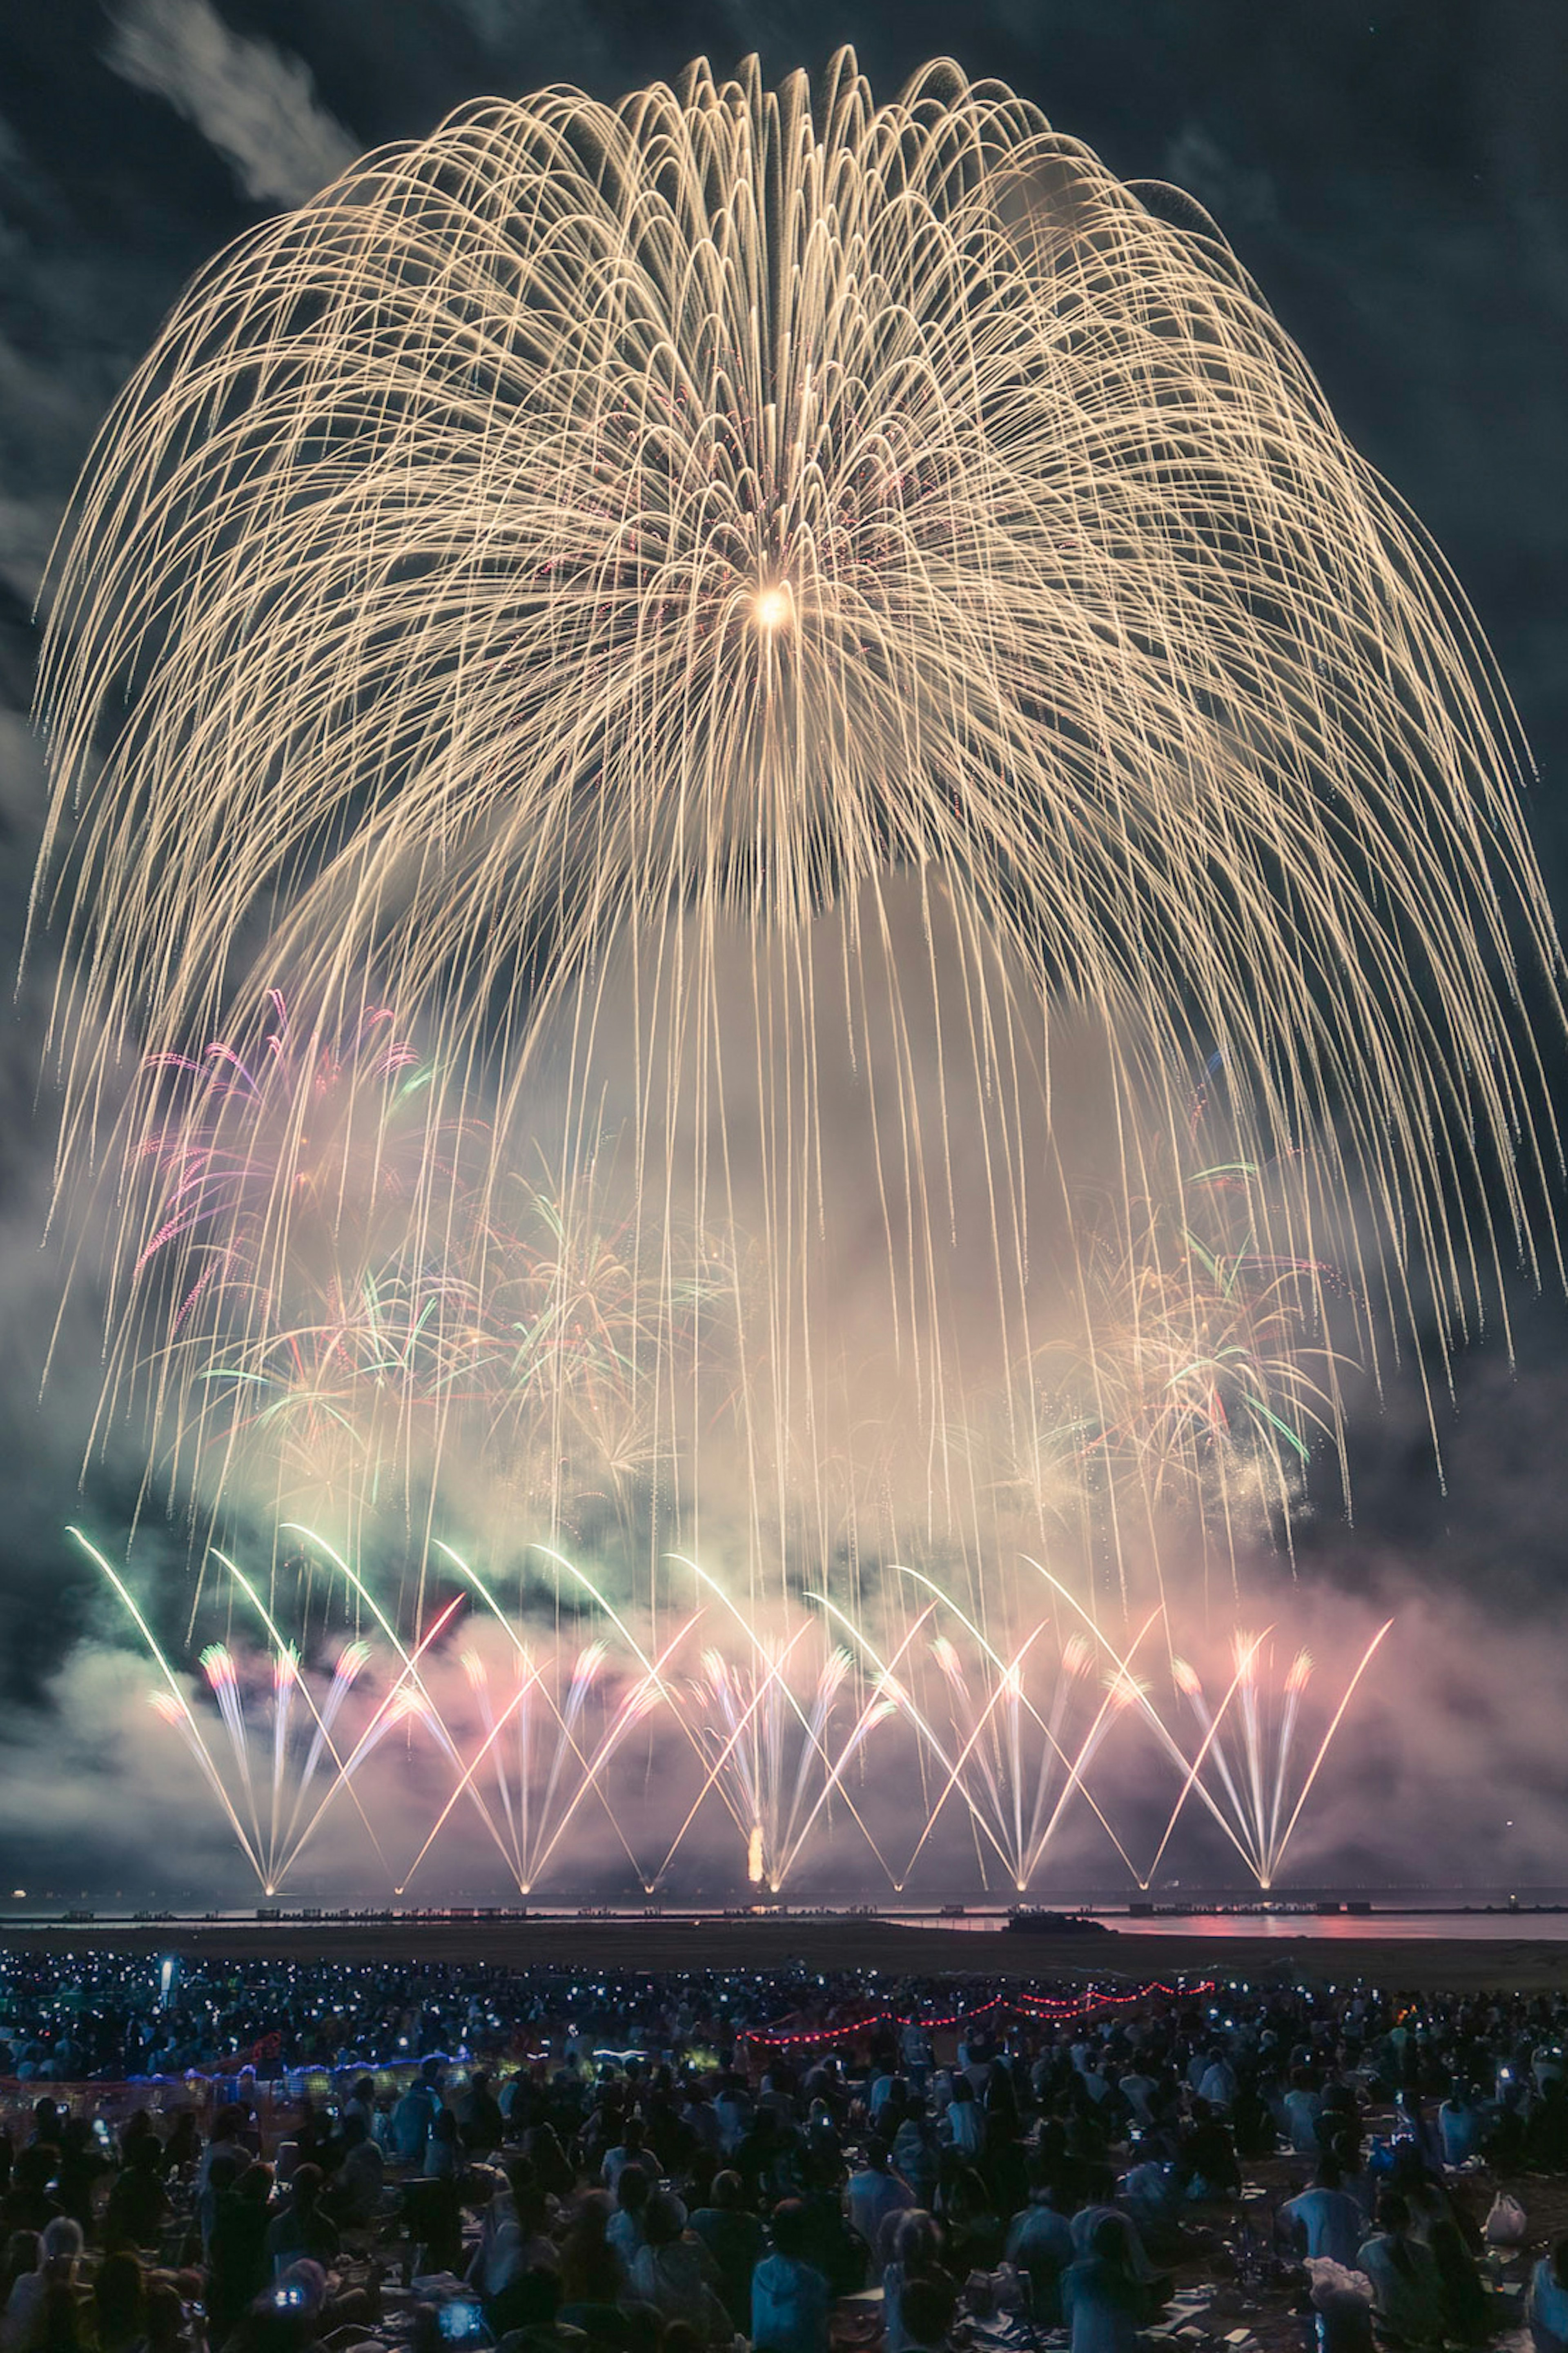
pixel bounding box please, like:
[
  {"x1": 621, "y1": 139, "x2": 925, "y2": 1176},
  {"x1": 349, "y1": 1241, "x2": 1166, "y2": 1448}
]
[{"x1": 0, "y1": 0, "x2": 1565, "y2": 1892}]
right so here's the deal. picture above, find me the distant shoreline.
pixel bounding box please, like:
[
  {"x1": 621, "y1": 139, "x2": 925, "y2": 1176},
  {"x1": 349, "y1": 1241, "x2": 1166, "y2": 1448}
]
[{"x1": 7, "y1": 1913, "x2": 1568, "y2": 1991}]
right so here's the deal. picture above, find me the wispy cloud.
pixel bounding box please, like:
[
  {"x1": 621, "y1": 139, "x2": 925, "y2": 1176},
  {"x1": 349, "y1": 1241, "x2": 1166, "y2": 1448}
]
[{"x1": 104, "y1": 0, "x2": 359, "y2": 209}]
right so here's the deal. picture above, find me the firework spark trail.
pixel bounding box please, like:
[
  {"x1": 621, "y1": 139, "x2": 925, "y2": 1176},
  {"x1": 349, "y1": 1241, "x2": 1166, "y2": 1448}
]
[
  {"x1": 283, "y1": 1526, "x2": 544, "y2": 1880},
  {"x1": 78, "y1": 1525, "x2": 388, "y2": 1892},
  {"x1": 441, "y1": 1541, "x2": 712, "y2": 1774},
  {"x1": 672, "y1": 1635, "x2": 863, "y2": 1890},
  {"x1": 1268, "y1": 1649, "x2": 1312, "y2": 1865},
  {"x1": 78, "y1": 1527, "x2": 1389, "y2": 1892},
  {"x1": 1271, "y1": 1622, "x2": 1394, "y2": 1874},
  {"x1": 1236, "y1": 1637, "x2": 1270, "y2": 1865},
  {"x1": 283, "y1": 1593, "x2": 467, "y2": 1881},
  {"x1": 270, "y1": 1646, "x2": 296, "y2": 1872},
  {"x1": 1018, "y1": 1552, "x2": 1267, "y2": 1881},
  {"x1": 1024, "y1": 1635, "x2": 1094, "y2": 1861},
  {"x1": 433, "y1": 1543, "x2": 658, "y2": 1885},
  {"x1": 397, "y1": 1669, "x2": 537, "y2": 1894},
  {"x1": 518, "y1": 1645, "x2": 671, "y2": 1892},
  {"x1": 199, "y1": 1645, "x2": 264, "y2": 1862},
  {"x1": 400, "y1": 1611, "x2": 696, "y2": 1894},
  {"x1": 76, "y1": 1527, "x2": 273, "y2": 1883},
  {"x1": 928, "y1": 1556, "x2": 1158, "y2": 1878},
  {"x1": 663, "y1": 1555, "x2": 899, "y2": 1888},
  {"x1": 203, "y1": 1546, "x2": 387, "y2": 1883},
  {"x1": 760, "y1": 1592, "x2": 944, "y2": 1890},
  {"x1": 434, "y1": 1539, "x2": 731, "y2": 1890},
  {"x1": 33, "y1": 51, "x2": 1564, "y2": 1613},
  {"x1": 1170, "y1": 1653, "x2": 1255, "y2": 1852},
  {"x1": 1149, "y1": 1624, "x2": 1393, "y2": 1888},
  {"x1": 278, "y1": 1639, "x2": 372, "y2": 1865},
  {"x1": 810, "y1": 1588, "x2": 1067, "y2": 1889},
  {"x1": 894, "y1": 1569, "x2": 1157, "y2": 1889},
  {"x1": 461, "y1": 1650, "x2": 521, "y2": 1866},
  {"x1": 146, "y1": 1688, "x2": 261, "y2": 1875},
  {"x1": 532, "y1": 1644, "x2": 606, "y2": 1871}
]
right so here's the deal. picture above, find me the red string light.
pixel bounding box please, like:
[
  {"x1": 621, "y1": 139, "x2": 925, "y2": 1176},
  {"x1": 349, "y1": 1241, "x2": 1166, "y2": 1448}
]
[{"x1": 738, "y1": 1976, "x2": 1214, "y2": 2048}]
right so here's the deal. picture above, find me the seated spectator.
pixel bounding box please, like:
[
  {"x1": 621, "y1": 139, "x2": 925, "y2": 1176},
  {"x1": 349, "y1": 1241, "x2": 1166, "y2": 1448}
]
[
  {"x1": 390, "y1": 2084, "x2": 435, "y2": 2169},
  {"x1": 102, "y1": 2141, "x2": 169, "y2": 2254},
  {"x1": 932, "y1": 2158, "x2": 1001, "y2": 2273},
  {"x1": 424, "y1": 2112, "x2": 462, "y2": 2183},
  {"x1": 140, "y1": 2282, "x2": 185, "y2": 2353},
  {"x1": 751, "y1": 2197, "x2": 830, "y2": 2353},
  {"x1": 1439, "y1": 2084, "x2": 1481, "y2": 2171},
  {"x1": 1358, "y1": 2193, "x2": 1446, "y2": 2346},
  {"x1": 1004, "y1": 2182, "x2": 1074, "y2": 2326},
  {"x1": 1179, "y1": 2100, "x2": 1241, "y2": 2201},
  {"x1": 1429, "y1": 2218, "x2": 1492, "y2": 2346},
  {"x1": 330, "y1": 2118, "x2": 384, "y2": 2227},
  {"x1": 891, "y1": 2117, "x2": 939, "y2": 2211},
  {"x1": 33, "y1": 2284, "x2": 80, "y2": 2353},
  {"x1": 1283, "y1": 2071, "x2": 1323, "y2": 2157},
  {"x1": 460, "y1": 2073, "x2": 504, "y2": 2158},
  {"x1": 0, "y1": 2247, "x2": 38, "y2": 2324},
  {"x1": 1, "y1": 2157, "x2": 60, "y2": 2241},
  {"x1": 628, "y1": 2191, "x2": 730, "y2": 2344},
  {"x1": 602, "y1": 2119, "x2": 655, "y2": 2194},
  {"x1": 1196, "y1": 2048, "x2": 1236, "y2": 2110},
  {"x1": 522, "y1": 2126, "x2": 575, "y2": 2204},
  {"x1": 199, "y1": 2153, "x2": 242, "y2": 2261},
  {"x1": 608, "y1": 2162, "x2": 653, "y2": 2276},
  {"x1": 688, "y1": 2172, "x2": 764, "y2": 2334},
  {"x1": 844, "y1": 2140, "x2": 912, "y2": 2261},
  {"x1": 1530, "y1": 2239, "x2": 1568, "y2": 2353},
  {"x1": 399, "y1": 2174, "x2": 465, "y2": 2279},
  {"x1": 884, "y1": 2211, "x2": 948, "y2": 2353},
  {"x1": 1232, "y1": 2079, "x2": 1277, "y2": 2162},
  {"x1": 263, "y1": 2165, "x2": 340, "y2": 2271},
  {"x1": 52, "y1": 2126, "x2": 106, "y2": 2242},
  {"x1": 197, "y1": 2108, "x2": 254, "y2": 2195},
  {"x1": 2, "y1": 2218, "x2": 82, "y2": 2353},
  {"x1": 208, "y1": 2164, "x2": 274, "y2": 2339},
  {"x1": 1278, "y1": 2157, "x2": 1365, "y2": 2269},
  {"x1": 1062, "y1": 2214, "x2": 1148, "y2": 2353},
  {"x1": 558, "y1": 2190, "x2": 625, "y2": 2313},
  {"x1": 898, "y1": 2276, "x2": 957, "y2": 2353},
  {"x1": 91, "y1": 2252, "x2": 144, "y2": 2353},
  {"x1": 942, "y1": 2080, "x2": 985, "y2": 2160}
]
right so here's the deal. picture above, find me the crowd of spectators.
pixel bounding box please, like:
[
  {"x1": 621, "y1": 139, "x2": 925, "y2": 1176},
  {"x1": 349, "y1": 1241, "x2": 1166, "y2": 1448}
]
[{"x1": 3, "y1": 1955, "x2": 1568, "y2": 2353}]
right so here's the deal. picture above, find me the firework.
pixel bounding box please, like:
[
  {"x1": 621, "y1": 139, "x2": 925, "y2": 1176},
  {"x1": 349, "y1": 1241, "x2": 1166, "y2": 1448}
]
[
  {"x1": 1144, "y1": 1622, "x2": 1394, "y2": 1889},
  {"x1": 662, "y1": 1559, "x2": 900, "y2": 1891},
  {"x1": 1013, "y1": 1155, "x2": 1352, "y2": 1555},
  {"x1": 87, "y1": 993, "x2": 486, "y2": 1544},
  {"x1": 84, "y1": 1526, "x2": 1389, "y2": 1896},
  {"x1": 87, "y1": 990, "x2": 731, "y2": 1567},
  {"x1": 33, "y1": 52, "x2": 1559, "y2": 1609},
  {"x1": 895, "y1": 1572, "x2": 1147, "y2": 1891},
  {"x1": 78, "y1": 1527, "x2": 394, "y2": 1890}
]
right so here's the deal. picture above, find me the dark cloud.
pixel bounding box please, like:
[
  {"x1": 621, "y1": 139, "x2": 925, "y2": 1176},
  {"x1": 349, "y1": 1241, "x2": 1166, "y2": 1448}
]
[{"x1": 102, "y1": 0, "x2": 360, "y2": 207}]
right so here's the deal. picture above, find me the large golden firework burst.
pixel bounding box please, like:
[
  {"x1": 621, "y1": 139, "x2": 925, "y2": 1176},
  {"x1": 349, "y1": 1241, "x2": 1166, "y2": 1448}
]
[{"x1": 33, "y1": 51, "x2": 1562, "y2": 1598}]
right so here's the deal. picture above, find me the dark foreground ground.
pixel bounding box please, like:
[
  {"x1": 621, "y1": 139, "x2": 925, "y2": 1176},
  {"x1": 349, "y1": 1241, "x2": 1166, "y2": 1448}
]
[{"x1": 5, "y1": 1914, "x2": 1568, "y2": 1990}]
